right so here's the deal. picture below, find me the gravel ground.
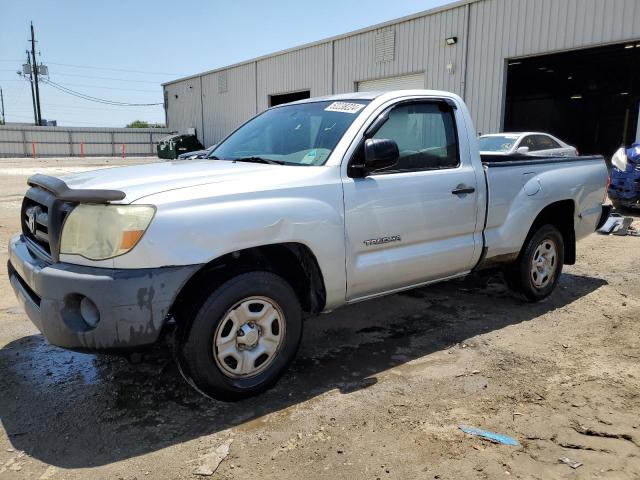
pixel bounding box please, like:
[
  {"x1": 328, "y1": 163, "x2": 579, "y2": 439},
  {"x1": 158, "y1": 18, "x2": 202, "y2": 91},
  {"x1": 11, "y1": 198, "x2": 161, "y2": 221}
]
[{"x1": 0, "y1": 157, "x2": 638, "y2": 480}]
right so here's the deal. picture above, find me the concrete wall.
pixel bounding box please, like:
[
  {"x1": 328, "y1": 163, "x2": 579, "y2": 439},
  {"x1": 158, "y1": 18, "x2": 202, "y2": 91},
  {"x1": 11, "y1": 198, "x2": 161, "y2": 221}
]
[
  {"x1": 164, "y1": 0, "x2": 640, "y2": 144},
  {"x1": 0, "y1": 126, "x2": 170, "y2": 158}
]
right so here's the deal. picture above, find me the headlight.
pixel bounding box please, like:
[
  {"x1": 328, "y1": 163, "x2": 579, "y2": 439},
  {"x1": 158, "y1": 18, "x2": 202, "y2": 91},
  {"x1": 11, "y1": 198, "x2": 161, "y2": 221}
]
[{"x1": 60, "y1": 204, "x2": 155, "y2": 260}]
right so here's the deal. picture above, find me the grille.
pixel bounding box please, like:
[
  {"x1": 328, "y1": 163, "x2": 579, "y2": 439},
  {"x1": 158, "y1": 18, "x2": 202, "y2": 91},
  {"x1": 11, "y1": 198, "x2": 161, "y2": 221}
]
[
  {"x1": 22, "y1": 196, "x2": 51, "y2": 255},
  {"x1": 21, "y1": 187, "x2": 74, "y2": 261}
]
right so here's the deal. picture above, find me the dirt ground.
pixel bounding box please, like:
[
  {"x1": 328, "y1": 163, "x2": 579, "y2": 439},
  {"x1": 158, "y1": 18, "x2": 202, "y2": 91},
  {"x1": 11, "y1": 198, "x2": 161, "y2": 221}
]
[{"x1": 0, "y1": 157, "x2": 638, "y2": 480}]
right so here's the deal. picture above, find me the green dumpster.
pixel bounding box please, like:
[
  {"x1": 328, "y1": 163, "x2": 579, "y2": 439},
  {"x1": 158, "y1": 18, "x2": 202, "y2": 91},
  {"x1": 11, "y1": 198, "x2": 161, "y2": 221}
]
[{"x1": 157, "y1": 134, "x2": 204, "y2": 160}]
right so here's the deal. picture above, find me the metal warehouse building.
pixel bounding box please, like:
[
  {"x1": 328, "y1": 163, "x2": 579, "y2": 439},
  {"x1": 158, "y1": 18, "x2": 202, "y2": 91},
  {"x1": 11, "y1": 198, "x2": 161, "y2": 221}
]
[{"x1": 163, "y1": 0, "x2": 640, "y2": 157}]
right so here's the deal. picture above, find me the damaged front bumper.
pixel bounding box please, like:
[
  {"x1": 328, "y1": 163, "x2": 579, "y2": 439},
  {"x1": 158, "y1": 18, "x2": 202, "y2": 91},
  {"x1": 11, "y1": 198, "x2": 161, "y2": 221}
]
[{"x1": 7, "y1": 234, "x2": 200, "y2": 350}]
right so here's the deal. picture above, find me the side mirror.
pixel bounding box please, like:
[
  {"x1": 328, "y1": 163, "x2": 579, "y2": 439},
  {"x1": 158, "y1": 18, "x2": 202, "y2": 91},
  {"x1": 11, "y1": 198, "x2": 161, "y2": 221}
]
[
  {"x1": 364, "y1": 138, "x2": 399, "y2": 173},
  {"x1": 516, "y1": 146, "x2": 530, "y2": 155}
]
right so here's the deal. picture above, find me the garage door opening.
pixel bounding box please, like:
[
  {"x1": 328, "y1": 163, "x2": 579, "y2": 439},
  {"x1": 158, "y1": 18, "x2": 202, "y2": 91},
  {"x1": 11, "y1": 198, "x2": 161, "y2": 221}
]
[
  {"x1": 504, "y1": 42, "x2": 640, "y2": 158},
  {"x1": 269, "y1": 90, "x2": 310, "y2": 107}
]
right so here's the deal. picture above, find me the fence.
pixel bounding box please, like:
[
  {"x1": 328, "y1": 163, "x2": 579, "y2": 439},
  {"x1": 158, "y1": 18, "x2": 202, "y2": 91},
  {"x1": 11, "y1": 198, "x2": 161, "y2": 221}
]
[{"x1": 0, "y1": 125, "x2": 172, "y2": 158}]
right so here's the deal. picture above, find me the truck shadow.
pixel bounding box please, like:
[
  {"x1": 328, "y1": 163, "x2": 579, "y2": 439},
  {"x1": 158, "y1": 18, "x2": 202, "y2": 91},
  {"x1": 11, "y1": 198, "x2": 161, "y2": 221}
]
[{"x1": 0, "y1": 272, "x2": 606, "y2": 468}]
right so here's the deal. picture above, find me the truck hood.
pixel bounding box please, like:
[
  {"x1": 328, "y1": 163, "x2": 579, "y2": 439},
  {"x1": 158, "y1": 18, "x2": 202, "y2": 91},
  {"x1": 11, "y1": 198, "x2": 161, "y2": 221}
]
[{"x1": 60, "y1": 160, "x2": 301, "y2": 203}]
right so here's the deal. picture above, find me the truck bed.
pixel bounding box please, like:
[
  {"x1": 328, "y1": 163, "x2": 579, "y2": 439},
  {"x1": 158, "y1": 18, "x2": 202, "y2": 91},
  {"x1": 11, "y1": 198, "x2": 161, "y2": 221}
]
[
  {"x1": 480, "y1": 154, "x2": 607, "y2": 264},
  {"x1": 480, "y1": 154, "x2": 603, "y2": 166}
]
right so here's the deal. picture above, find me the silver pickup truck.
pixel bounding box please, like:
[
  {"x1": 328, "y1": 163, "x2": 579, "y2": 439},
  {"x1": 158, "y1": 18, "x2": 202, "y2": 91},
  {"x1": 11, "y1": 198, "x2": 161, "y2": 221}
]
[{"x1": 7, "y1": 90, "x2": 609, "y2": 399}]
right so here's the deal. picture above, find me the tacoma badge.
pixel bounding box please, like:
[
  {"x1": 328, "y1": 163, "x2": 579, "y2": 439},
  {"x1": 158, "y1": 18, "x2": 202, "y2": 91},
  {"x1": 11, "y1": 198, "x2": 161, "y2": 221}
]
[{"x1": 363, "y1": 235, "x2": 401, "y2": 247}]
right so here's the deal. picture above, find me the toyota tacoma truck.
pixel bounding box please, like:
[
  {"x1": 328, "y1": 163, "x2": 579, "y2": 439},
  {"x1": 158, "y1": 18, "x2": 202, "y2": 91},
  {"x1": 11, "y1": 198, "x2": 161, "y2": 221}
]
[{"x1": 7, "y1": 90, "x2": 610, "y2": 400}]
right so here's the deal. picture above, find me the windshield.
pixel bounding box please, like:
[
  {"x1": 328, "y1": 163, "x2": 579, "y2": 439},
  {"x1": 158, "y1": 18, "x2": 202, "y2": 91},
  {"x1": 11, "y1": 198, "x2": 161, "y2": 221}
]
[
  {"x1": 210, "y1": 100, "x2": 370, "y2": 165},
  {"x1": 478, "y1": 135, "x2": 519, "y2": 152}
]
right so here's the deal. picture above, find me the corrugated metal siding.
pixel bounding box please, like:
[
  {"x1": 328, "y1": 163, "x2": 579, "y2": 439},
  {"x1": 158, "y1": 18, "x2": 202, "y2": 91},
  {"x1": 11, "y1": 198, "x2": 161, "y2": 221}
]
[
  {"x1": 201, "y1": 63, "x2": 257, "y2": 146},
  {"x1": 466, "y1": 0, "x2": 640, "y2": 134},
  {"x1": 334, "y1": 6, "x2": 467, "y2": 95},
  {"x1": 0, "y1": 126, "x2": 170, "y2": 158},
  {"x1": 256, "y1": 43, "x2": 333, "y2": 112},
  {"x1": 164, "y1": 78, "x2": 203, "y2": 140},
  {"x1": 164, "y1": 0, "x2": 640, "y2": 142},
  {"x1": 357, "y1": 73, "x2": 425, "y2": 91}
]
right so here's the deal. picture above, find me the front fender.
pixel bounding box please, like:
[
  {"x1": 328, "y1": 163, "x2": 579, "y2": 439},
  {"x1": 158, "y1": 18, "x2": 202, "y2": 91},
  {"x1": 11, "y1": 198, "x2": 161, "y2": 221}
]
[{"x1": 111, "y1": 182, "x2": 347, "y2": 309}]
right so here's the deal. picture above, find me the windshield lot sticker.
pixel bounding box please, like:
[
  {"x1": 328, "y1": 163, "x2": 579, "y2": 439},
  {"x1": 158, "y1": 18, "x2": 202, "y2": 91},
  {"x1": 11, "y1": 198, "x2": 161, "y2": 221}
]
[
  {"x1": 325, "y1": 102, "x2": 366, "y2": 114},
  {"x1": 301, "y1": 150, "x2": 317, "y2": 164}
]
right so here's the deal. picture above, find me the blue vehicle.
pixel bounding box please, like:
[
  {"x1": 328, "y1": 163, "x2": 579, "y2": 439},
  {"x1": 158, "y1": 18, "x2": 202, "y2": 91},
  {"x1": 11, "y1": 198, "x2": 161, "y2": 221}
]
[{"x1": 608, "y1": 143, "x2": 640, "y2": 209}]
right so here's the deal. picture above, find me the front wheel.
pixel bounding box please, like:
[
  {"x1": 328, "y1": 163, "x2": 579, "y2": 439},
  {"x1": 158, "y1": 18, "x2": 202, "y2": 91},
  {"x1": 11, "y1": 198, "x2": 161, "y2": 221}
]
[
  {"x1": 177, "y1": 271, "x2": 302, "y2": 401},
  {"x1": 506, "y1": 224, "x2": 564, "y2": 302}
]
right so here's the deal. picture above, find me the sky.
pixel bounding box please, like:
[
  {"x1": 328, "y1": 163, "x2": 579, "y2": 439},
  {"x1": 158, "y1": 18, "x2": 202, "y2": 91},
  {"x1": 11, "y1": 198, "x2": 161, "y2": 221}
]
[{"x1": 0, "y1": 0, "x2": 452, "y2": 127}]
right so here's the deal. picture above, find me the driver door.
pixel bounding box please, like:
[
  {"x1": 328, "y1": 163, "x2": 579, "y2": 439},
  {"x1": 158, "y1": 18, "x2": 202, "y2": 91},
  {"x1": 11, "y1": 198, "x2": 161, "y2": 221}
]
[{"x1": 342, "y1": 100, "x2": 481, "y2": 300}]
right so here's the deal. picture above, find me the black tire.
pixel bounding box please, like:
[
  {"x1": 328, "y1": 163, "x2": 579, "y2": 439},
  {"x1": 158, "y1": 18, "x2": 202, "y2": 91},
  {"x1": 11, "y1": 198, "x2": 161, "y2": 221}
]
[
  {"x1": 506, "y1": 224, "x2": 564, "y2": 302},
  {"x1": 177, "y1": 271, "x2": 302, "y2": 401}
]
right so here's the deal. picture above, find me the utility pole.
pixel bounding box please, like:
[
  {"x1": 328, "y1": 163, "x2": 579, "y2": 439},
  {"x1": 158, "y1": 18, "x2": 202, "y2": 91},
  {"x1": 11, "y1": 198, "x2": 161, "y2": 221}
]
[
  {"x1": 25, "y1": 53, "x2": 38, "y2": 125},
  {"x1": 0, "y1": 86, "x2": 5, "y2": 125},
  {"x1": 30, "y1": 22, "x2": 42, "y2": 126}
]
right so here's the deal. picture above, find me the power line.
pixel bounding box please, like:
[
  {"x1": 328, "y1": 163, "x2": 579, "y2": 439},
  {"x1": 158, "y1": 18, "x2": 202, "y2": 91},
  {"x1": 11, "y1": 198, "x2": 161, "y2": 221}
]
[
  {"x1": 39, "y1": 61, "x2": 181, "y2": 76},
  {"x1": 2, "y1": 69, "x2": 163, "y2": 84},
  {"x1": 39, "y1": 80, "x2": 159, "y2": 93},
  {"x1": 1, "y1": 59, "x2": 181, "y2": 76},
  {"x1": 12, "y1": 101, "x2": 162, "y2": 112},
  {"x1": 46, "y1": 72, "x2": 163, "y2": 84},
  {"x1": 41, "y1": 78, "x2": 163, "y2": 106}
]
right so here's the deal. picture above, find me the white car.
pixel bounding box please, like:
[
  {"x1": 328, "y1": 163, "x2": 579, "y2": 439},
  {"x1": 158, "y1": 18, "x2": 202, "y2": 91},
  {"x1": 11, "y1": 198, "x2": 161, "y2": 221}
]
[{"x1": 478, "y1": 132, "x2": 578, "y2": 157}]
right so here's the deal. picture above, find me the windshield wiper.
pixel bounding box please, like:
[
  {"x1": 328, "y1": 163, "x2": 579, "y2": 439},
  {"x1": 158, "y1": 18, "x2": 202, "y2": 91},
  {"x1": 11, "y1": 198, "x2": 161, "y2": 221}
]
[{"x1": 233, "y1": 156, "x2": 285, "y2": 165}]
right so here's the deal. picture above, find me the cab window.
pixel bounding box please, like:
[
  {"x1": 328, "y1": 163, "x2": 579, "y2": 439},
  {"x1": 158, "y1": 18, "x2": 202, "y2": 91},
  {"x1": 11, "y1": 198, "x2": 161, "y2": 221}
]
[{"x1": 359, "y1": 102, "x2": 459, "y2": 173}]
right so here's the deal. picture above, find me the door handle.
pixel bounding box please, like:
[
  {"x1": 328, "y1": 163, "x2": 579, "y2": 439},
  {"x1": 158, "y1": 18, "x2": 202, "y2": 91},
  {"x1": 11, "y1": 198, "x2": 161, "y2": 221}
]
[{"x1": 451, "y1": 184, "x2": 475, "y2": 195}]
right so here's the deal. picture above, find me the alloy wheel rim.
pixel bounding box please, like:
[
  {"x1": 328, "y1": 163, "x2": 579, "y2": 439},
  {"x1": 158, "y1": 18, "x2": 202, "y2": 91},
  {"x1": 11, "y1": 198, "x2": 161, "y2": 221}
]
[
  {"x1": 213, "y1": 296, "x2": 286, "y2": 378},
  {"x1": 530, "y1": 238, "x2": 557, "y2": 289}
]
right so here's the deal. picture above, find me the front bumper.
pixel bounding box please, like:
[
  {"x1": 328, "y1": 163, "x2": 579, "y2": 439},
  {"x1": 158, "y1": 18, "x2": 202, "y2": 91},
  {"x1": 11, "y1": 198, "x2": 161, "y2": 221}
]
[{"x1": 7, "y1": 234, "x2": 200, "y2": 350}]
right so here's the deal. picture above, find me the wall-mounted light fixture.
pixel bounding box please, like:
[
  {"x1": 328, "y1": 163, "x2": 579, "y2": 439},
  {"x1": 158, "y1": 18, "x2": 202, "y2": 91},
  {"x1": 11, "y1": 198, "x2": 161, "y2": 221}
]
[
  {"x1": 445, "y1": 36, "x2": 458, "y2": 46},
  {"x1": 447, "y1": 62, "x2": 455, "y2": 74}
]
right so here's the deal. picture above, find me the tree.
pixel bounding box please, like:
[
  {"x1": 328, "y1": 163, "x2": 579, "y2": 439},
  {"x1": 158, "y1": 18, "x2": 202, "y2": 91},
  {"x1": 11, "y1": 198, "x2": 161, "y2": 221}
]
[{"x1": 126, "y1": 120, "x2": 149, "y2": 128}]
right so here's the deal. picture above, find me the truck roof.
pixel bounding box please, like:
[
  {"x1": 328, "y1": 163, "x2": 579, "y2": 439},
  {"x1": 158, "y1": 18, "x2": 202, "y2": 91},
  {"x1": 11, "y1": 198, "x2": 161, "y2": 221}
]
[
  {"x1": 281, "y1": 89, "x2": 460, "y2": 106},
  {"x1": 480, "y1": 132, "x2": 550, "y2": 137}
]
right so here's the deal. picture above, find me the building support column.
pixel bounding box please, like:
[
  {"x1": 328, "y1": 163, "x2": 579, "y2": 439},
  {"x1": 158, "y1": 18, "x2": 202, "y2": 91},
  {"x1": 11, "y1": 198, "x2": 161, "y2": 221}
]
[{"x1": 636, "y1": 101, "x2": 640, "y2": 144}]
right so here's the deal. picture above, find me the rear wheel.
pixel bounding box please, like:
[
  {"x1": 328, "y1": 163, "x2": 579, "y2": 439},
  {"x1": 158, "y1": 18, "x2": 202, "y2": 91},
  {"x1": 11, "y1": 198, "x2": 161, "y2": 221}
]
[
  {"x1": 506, "y1": 224, "x2": 564, "y2": 301},
  {"x1": 177, "y1": 271, "x2": 302, "y2": 400}
]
